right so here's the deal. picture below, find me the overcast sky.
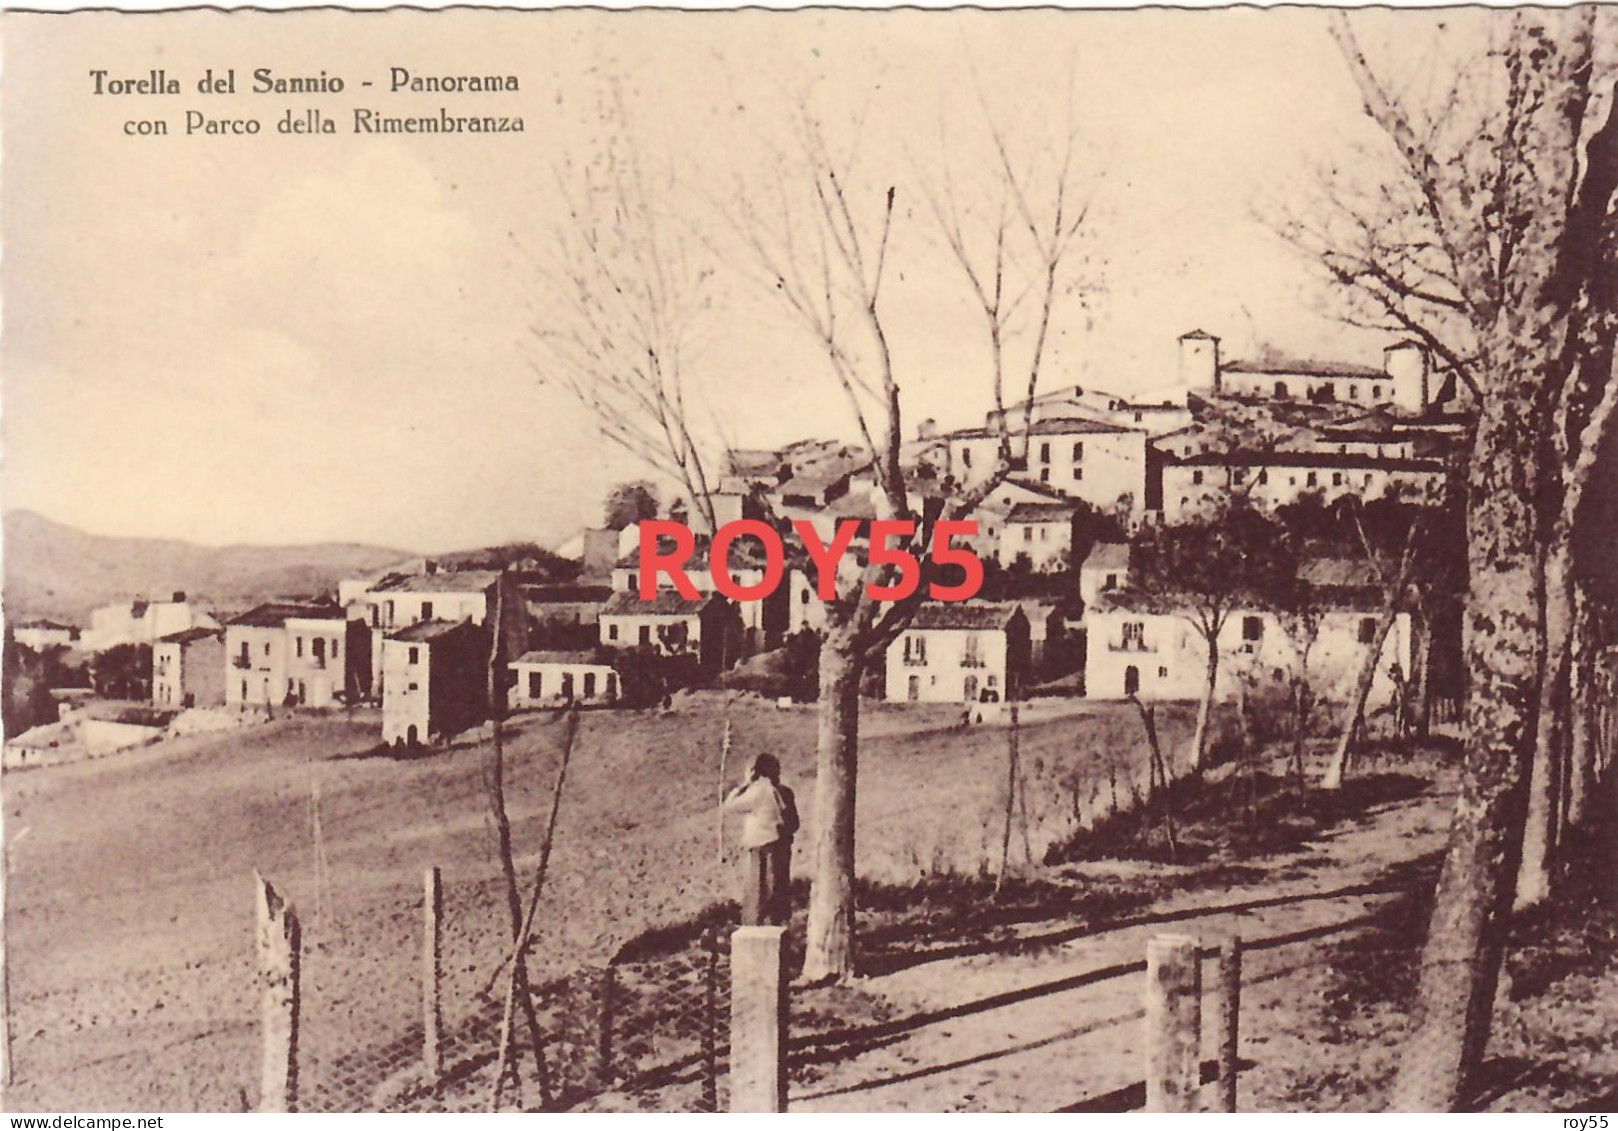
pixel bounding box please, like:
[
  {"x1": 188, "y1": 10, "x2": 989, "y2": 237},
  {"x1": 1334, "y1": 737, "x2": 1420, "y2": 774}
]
[{"x1": 1, "y1": 7, "x2": 1484, "y2": 553}]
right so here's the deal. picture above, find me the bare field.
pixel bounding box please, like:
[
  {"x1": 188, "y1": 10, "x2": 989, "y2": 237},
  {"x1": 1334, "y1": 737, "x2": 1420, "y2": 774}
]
[{"x1": 2, "y1": 694, "x2": 1194, "y2": 1111}]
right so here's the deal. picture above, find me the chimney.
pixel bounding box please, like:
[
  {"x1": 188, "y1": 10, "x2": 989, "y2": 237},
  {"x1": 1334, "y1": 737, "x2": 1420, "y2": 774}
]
[
  {"x1": 171, "y1": 591, "x2": 186, "y2": 603},
  {"x1": 1383, "y1": 341, "x2": 1430, "y2": 410},
  {"x1": 1178, "y1": 330, "x2": 1221, "y2": 392}
]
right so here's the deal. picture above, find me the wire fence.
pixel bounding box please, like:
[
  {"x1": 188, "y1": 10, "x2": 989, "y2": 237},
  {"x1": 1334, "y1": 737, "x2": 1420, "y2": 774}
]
[{"x1": 283, "y1": 869, "x2": 734, "y2": 1114}]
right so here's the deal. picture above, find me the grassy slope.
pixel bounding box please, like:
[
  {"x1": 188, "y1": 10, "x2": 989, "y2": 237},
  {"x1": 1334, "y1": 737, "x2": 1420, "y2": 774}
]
[{"x1": 3, "y1": 694, "x2": 1195, "y2": 1111}]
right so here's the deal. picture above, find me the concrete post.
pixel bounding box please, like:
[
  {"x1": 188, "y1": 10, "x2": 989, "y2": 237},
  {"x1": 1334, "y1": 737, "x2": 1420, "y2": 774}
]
[
  {"x1": 1216, "y1": 933, "x2": 1242, "y2": 1113},
  {"x1": 255, "y1": 871, "x2": 300, "y2": 1113},
  {"x1": 422, "y1": 866, "x2": 442, "y2": 1087},
  {"x1": 729, "y1": 925, "x2": 787, "y2": 1113},
  {"x1": 1145, "y1": 933, "x2": 1201, "y2": 1113}
]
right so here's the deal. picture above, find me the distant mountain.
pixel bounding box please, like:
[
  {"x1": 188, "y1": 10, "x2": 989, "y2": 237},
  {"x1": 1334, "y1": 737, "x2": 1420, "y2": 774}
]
[{"x1": 2, "y1": 511, "x2": 416, "y2": 625}]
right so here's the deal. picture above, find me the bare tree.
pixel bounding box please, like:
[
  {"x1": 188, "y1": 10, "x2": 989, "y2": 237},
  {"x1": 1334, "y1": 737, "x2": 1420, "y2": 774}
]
[
  {"x1": 1285, "y1": 11, "x2": 1618, "y2": 1109},
  {"x1": 718, "y1": 92, "x2": 1100, "y2": 981}
]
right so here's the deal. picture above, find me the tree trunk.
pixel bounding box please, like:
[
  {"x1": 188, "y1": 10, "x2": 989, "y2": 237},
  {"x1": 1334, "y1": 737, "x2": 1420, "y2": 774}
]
[
  {"x1": 1188, "y1": 641, "x2": 1219, "y2": 771},
  {"x1": 1411, "y1": 610, "x2": 1435, "y2": 739},
  {"x1": 1324, "y1": 604, "x2": 1399, "y2": 791},
  {"x1": 1514, "y1": 537, "x2": 1573, "y2": 910},
  {"x1": 801, "y1": 624, "x2": 863, "y2": 984},
  {"x1": 1392, "y1": 403, "x2": 1545, "y2": 1113}
]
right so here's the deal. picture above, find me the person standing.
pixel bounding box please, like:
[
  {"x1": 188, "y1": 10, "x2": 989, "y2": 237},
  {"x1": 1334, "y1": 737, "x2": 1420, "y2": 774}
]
[{"x1": 723, "y1": 754, "x2": 795, "y2": 926}]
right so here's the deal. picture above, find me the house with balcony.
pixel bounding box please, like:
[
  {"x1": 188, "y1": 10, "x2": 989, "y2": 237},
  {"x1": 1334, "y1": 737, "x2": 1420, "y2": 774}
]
[
  {"x1": 153, "y1": 627, "x2": 224, "y2": 709},
  {"x1": 224, "y1": 602, "x2": 347, "y2": 709},
  {"x1": 885, "y1": 602, "x2": 1031, "y2": 705}
]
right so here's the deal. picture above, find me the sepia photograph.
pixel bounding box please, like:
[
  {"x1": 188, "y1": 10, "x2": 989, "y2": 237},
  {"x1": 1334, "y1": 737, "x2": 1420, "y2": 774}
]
[{"x1": 1, "y1": 1, "x2": 1616, "y2": 1115}]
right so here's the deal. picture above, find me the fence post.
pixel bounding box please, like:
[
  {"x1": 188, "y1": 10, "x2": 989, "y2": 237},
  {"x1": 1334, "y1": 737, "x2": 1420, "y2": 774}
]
[
  {"x1": 729, "y1": 925, "x2": 786, "y2": 1113},
  {"x1": 255, "y1": 871, "x2": 300, "y2": 1113},
  {"x1": 1215, "y1": 933, "x2": 1242, "y2": 1113},
  {"x1": 1144, "y1": 933, "x2": 1201, "y2": 1113},
  {"x1": 423, "y1": 866, "x2": 442, "y2": 1088}
]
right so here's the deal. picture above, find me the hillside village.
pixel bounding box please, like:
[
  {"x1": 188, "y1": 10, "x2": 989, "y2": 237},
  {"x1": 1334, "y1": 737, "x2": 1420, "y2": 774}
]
[{"x1": 3, "y1": 328, "x2": 1471, "y2": 765}]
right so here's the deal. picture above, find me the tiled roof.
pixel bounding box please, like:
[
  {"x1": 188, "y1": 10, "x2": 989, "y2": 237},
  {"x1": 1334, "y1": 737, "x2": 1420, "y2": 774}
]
[
  {"x1": 1225, "y1": 358, "x2": 1386, "y2": 379},
  {"x1": 229, "y1": 603, "x2": 344, "y2": 627},
  {"x1": 949, "y1": 417, "x2": 1135, "y2": 440},
  {"x1": 158, "y1": 627, "x2": 223, "y2": 645},
  {"x1": 371, "y1": 570, "x2": 501, "y2": 595},
  {"x1": 1082, "y1": 542, "x2": 1132, "y2": 571},
  {"x1": 601, "y1": 590, "x2": 716, "y2": 617},
  {"x1": 523, "y1": 584, "x2": 613, "y2": 604},
  {"x1": 513, "y1": 650, "x2": 606, "y2": 666},
  {"x1": 387, "y1": 618, "x2": 479, "y2": 643},
  {"x1": 1298, "y1": 558, "x2": 1391, "y2": 589},
  {"x1": 909, "y1": 602, "x2": 1023, "y2": 631}
]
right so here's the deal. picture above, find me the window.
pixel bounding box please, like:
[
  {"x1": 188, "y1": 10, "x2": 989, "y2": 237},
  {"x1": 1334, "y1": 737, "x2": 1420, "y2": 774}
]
[
  {"x1": 962, "y1": 636, "x2": 983, "y2": 668},
  {"x1": 1040, "y1": 442, "x2": 1051, "y2": 462},
  {"x1": 241, "y1": 680, "x2": 247, "y2": 701},
  {"x1": 1349, "y1": 384, "x2": 1360, "y2": 399},
  {"x1": 1135, "y1": 412, "x2": 1143, "y2": 423},
  {"x1": 1122, "y1": 621, "x2": 1145, "y2": 650},
  {"x1": 1372, "y1": 385, "x2": 1381, "y2": 398},
  {"x1": 1274, "y1": 381, "x2": 1288, "y2": 398},
  {"x1": 1039, "y1": 527, "x2": 1050, "y2": 542},
  {"x1": 1104, "y1": 572, "x2": 1118, "y2": 591},
  {"x1": 639, "y1": 625, "x2": 651, "y2": 645},
  {"x1": 1365, "y1": 473, "x2": 1373, "y2": 486},
  {"x1": 904, "y1": 635, "x2": 928, "y2": 666},
  {"x1": 1072, "y1": 442, "x2": 1084, "y2": 461},
  {"x1": 1257, "y1": 470, "x2": 1269, "y2": 485},
  {"x1": 1039, "y1": 468, "x2": 1051, "y2": 483},
  {"x1": 421, "y1": 601, "x2": 433, "y2": 621},
  {"x1": 609, "y1": 623, "x2": 620, "y2": 641},
  {"x1": 264, "y1": 642, "x2": 271, "y2": 656},
  {"x1": 584, "y1": 673, "x2": 597, "y2": 698},
  {"x1": 1359, "y1": 617, "x2": 1377, "y2": 644},
  {"x1": 371, "y1": 606, "x2": 380, "y2": 628},
  {"x1": 1332, "y1": 472, "x2": 1344, "y2": 487},
  {"x1": 1023, "y1": 527, "x2": 1033, "y2": 543},
  {"x1": 1159, "y1": 666, "x2": 1169, "y2": 679},
  {"x1": 332, "y1": 639, "x2": 339, "y2": 658},
  {"x1": 1192, "y1": 470, "x2": 1204, "y2": 486},
  {"x1": 529, "y1": 672, "x2": 542, "y2": 698},
  {"x1": 408, "y1": 647, "x2": 419, "y2": 664},
  {"x1": 961, "y1": 447, "x2": 972, "y2": 468},
  {"x1": 1242, "y1": 616, "x2": 1264, "y2": 641},
  {"x1": 1075, "y1": 468, "x2": 1084, "y2": 481},
  {"x1": 1124, "y1": 665, "x2": 1140, "y2": 696},
  {"x1": 384, "y1": 600, "x2": 395, "y2": 625},
  {"x1": 296, "y1": 637, "x2": 303, "y2": 658},
  {"x1": 313, "y1": 638, "x2": 325, "y2": 662},
  {"x1": 607, "y1": 674, "x2": 618, "y2": 699},
  {"x1": 408, "y1": 682, "x2": 418, "y2": 691},
  {"x1": 1307, "y1": 472, "x2": 1318, "y2": 488}
]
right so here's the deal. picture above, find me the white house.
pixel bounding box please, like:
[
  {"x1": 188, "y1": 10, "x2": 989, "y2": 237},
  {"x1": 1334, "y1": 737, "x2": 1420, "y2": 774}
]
[
  {"x1": 1079, "y1": 542, "x2": 1131, "y2": 609},
  {"x1": 13, "y1": 620, "x2": 77, "y2": 651},
  {"x1": 82, "y1": 593, "x2": 218, "y2": 653},
  {"x1": 599, "y1": 590, "x2": 732, "y2": 670},
  {"x1": 510, "y1": 651, "x2": 620, "y2": 708},
  {"x1": 885, "y1": 603, "x2": 1032, "y2": 705},
  {"x1": 352, "y1": 568, "x2": 526, "y2": 696},
  {"x1": 949, "y1": 418, "x2": 1147, "y2": 515},
  {"x1": 224, "y1": 603, "x2": 347, "y2": 709},
  {"x1": 380, "y1": 619, "x2": 487, "y2": 745},
  {"x1": 999, "y1": 502, "x2": 1077, "y2": 572},
  {"x1": 153, "y1": 627, "x2": 225, "y2": 709}
]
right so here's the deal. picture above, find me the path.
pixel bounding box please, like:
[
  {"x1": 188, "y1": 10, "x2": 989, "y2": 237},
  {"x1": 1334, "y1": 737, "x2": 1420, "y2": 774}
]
[{"x1": 788, "y1": 777, "x2": 1455, "y2": 1113}]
